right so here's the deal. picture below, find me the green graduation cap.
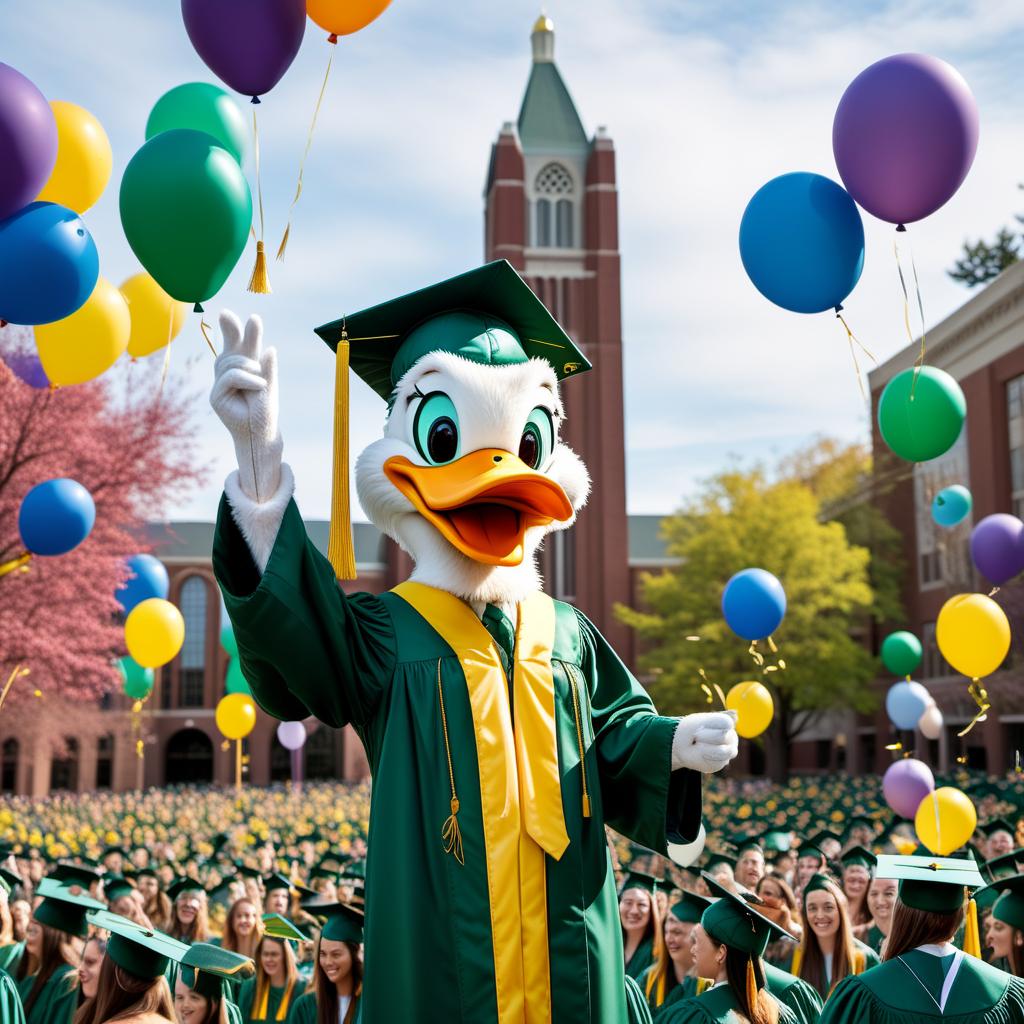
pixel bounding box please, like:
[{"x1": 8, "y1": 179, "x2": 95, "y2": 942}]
[
  {"x1": 876, "y1": 854, "x2": 984, "y2": 914},
  {"x1": 302, "y1": 899, "x2": 365, "y2": 943},
  {"x1": 263, "y1": 872, "x2": 294, "y2": 894},
  {"x1": 50, "y1": 860, "x2": 102, "y2": 887},
  {"x1": 0, "y1": 867, "x2": 21, "y2": 894},
  {"x1": 669, "y1": 891, "x2": 711, "y2": 925},
  {"x1": 980, "y1": 873, "x2": 1024, "y2": 932},
  {"x1": 759, "y1": 829, "x2": 792, "y2": 853},
  {"x1": 262, "y1": 914, "x2": 308, "y2": 943},
  {"x1": 840, "y1": 846, "x2": 877, "y2": 873},
  {"x1": 88, "y1": 909, "x2": 189, "y2": 979},
  {"x1": 985, "y1": 849, "x2": 1024, "y2": 880},
  {"x1": 312, "y1": 260, "x2": 591, "y2": 580},
  {"x1": 619, "y1": 870, "x2": 659, "y2": 896},
  {"x1": 979, "y1": 818, "x2": 1017, "y2": 839},
  {"x1": 167, "y1": 877, "x2": 207, "y2": 902},
  {"x1": 179, "y1": 942, "x2": 255, "y2": 999},
  {"x1": 103, "y1": 875, "x2": 136, "y2": 903},
  {"x1": 842, "y1": 816, "x2": 877, "y2": 840},
  {"x1": 703, "y1": 852, "x2": 737, "y2": 873},
  {"x1": 34, "y1": 877, "x2": 106, "y2": 938},
  {"x1": 340, "y1": 859, "x2": 366, "y2": 882},
  {"x1": 700, "y1": 873, "x2": 795, "y2": 955}
]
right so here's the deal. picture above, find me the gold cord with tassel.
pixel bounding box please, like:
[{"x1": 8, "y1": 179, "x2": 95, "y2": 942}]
[
  {"x1": 247, "y1": 107, "x2": 271, "y2": 294},
  {"x1": 745, "y1": 956, "x2": 758, "y2": 1014},
  {"x1": 327, "y1": 330, "x2": 357, "y2": 579},
  {"x1": 0, "y1": 554, "x2": 31, "y2": 580},
  {"x1": 437, "y1": 660, "x2": 464, "y2": 865},
  {"x1": 963, "y1": 895, "x2": 980, "y2": 958}
]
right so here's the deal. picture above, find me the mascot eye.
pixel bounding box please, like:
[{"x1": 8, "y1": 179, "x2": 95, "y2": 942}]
[
  {"x1": 413, "y1": 392, "x2": 461, "y2": 465},
  {"x1": 519, "y1": 407, "x2": 554, "y2": 469}
]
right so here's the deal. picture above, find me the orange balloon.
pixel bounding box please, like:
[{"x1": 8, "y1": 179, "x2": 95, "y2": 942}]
[{"x1": 307, "y1": 0, "x2": 392, "y2": 38}]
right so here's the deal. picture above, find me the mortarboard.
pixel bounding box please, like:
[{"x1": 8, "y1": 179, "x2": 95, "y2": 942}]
[
  {"x1": 88, "y1": 909, "x2": 189, "y2": 979},
  {"x1": 167, "y1": 877, "x2": 207, "y2": 902},
  {"x1": 179, "y1": 941, "x2": 255, "y2": 999},
  {"x1": 261, "y1": 914, "x2": 308, "y2": 943},
  {"x1": 979, "y1": 873, "x2": 1024, "y2": 933},
  {"x1": 876, "y1": 854, "x2": 984, "y2": 914},
  {"x1": 619, "y1": 871, "x2": 659, "y2": 896},
  {"x1": 669, "y1": 891, "x2": 710, "y2": 925},
  {"x1": 840, "y1": 846, "x2": 877, "y2": 873},
  {"x1": 302, "y1": 899, "x2": 364, "y2": 944},
  {"x1": 34, "y1": 877, "x2": 105, "y2": 938}
]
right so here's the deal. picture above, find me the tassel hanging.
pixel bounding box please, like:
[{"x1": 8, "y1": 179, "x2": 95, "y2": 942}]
[
  {"x1": 327, "y1": 331, "x2": 357, "y2": 580},
  {"x1": 963, "y1": 896, "x2": 981, "y2": 958},
  {"x1": 247, "y1": 107, "x2": 271, "y2": 295},
  {"x1": 745, "y1": 957, "x2": 758, "y2": 1013},
  {"x1": 247, "y1": 241, "x2": 270, "y2": 294}
]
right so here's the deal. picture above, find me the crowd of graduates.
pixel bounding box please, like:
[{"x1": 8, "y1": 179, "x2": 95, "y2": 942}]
[{"x1": 0, "y1": 772, "x2": 1022, "y2": 1021}]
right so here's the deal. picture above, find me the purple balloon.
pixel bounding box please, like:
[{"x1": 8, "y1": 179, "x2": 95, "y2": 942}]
[
  {"x1": 0, "y1": 64, "x2": 57, "y2": 222},
  {"x1": 277, "y1": 720, "x2": 306, "y2": 751},
  {"x1": 970, "y1": 513, "x2": 1024, "y2": 586},
  {"x1": 833, "y1": 54, "x2": 978, "y2": 225},
  {"x1": 883, "y1": 758, "x2": 935, "y2": 819},
  {"x1": 181, "y1": 0, "x2": 306, "y2": 101},
  {"x1": 3, "y1": 349, "x2": 48, "y2": 388}
]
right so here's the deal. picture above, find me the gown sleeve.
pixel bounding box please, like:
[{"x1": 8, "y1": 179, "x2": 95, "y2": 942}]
[
  {"x1": 625, "y1": 974, "x2": 655, "y2": 1024},
  {"x1": 818, "y1": 975, "x2": 879, "y2": 1024},
  {"x1": 0, "y1": 969, "x2": 24, "y2": 1024},
  {"x1": 237, "y1": 977, "x2": 255, "y2": 1021},
  {"x1": 288, "y1": 991, "x2": 317, "y2": 1024},
  {"x1": 776, "y1": 977, "x2": 824, "y2": 1024},
  {"x1": 213, "y1": 495, "x2": 397, "y2": 729},
  {"x1": 578, "y1": 612, "x2": 702, "y2": 853}
]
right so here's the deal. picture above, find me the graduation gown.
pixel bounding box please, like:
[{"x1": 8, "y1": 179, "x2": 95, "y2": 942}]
[
  {"x1": 625, "y1": 937, "x2": 655, "y2": 981},
  {"x1": 214, "y1": 498, "x2": 702, "y2": 1024},
  {"x1": 0, "y1": 941, "x2": 23, "y2": 975},
  {"x1": 637, "y1": 966, "x2": 702, "y2": 1018},
  {"x1": 657, "y1": 981, "x2": 802, "y2": 1024},
  {"x1": 818, "y1": 947, "x2": 1024, "y2": 1023},
  {"x1": 763, "y1": 963, "x2": 824, "y2": 1024},
  {"x1": 16, "y1": 962, "x2": 77, "y2": 1024},
  {"x1": 786, "y1": 938, "x2": 880, "y2": 998},
  {"x1": 625, "y1": 975, "x2": 654, "y2": 1024},
  {"x1": 865, "y1": 926, "x2": 886, "y2": 956},
  {"x1": 237, "y1": 976, "x2": 307, "y2": 1022},
  {"x1": 290, "y1": 989, "x2": 361, "y2": 1023},
  {"x1": 0, "y1": 967, "x2": 24, "y2": 1024}
]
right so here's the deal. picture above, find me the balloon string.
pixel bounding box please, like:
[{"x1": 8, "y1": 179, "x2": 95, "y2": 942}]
[
  {"x1": 199, "y1": 318, "x2": 216, "y2": 357},
  {"x1": 0, "y1": 554, "x2": 31, "y2": 580},
  {"x1": 247, "y1": 108, "x2": 271, "y2": 294},
  {"x1": 956, "y1": 679, "x2": 990, "y2": 737},
  {"x1": 277, "y1": 45, "x2": 335, "y2": 262},
  {"x1": 835, "y1": 312, "x2": 876, "y2": 402},
  {"x1": 0, "y1": 665, "x2": 29, "y2": 712},
  {"x1": 894, "y1": 232, "x2": 927, "y2": 396}
]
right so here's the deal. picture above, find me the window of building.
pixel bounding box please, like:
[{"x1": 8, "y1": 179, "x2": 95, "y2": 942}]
[
  {"x1": 858, "y1": 731, "x2": 876, "y2": 774},
  {"x1": 534, "y1": 163, "x2": 574, "y2": 248},
  {"x1": 50, "y1": 738, "x2": 79, "y2": 792},
  {"x1": 1009, "y1": 375, "x2": 1024, "y2": 518},
  {"x1": 815, "y1": 739, "x2": 832, "y2": 770},
  {"x1": 1, "y1": 739, "x2": 17, "y2": 793},
  {"x1": 536, "y1": 198, "x2": 551, "y2": 247},
  {"x1": 556, "y1": 198, "x2": 573, "y2": 247},
  {"x1": 96, "y1": 734, "x2": 113, "y2": 790},
  {"x1": 551, "y1": 529, "x2": 576, "y2": 602},
  {"x1": 921, "y1": 622, "x2": 952, "y2": 680},
  {"x1": 305, "y1": 728, "x2": 338, "y2": 780},
  {"x1": 178, "y1": 577, "x2": 209, "y2": 708}
]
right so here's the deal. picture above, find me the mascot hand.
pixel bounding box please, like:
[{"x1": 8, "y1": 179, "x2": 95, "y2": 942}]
[
  {"x1": 210, "y1": 310, "x2": 283, "y2": 503},
  {"x1": 671, "y1": 710, "x2": 738, "y2": 774}
]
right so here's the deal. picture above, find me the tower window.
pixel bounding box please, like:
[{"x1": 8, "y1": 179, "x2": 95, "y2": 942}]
[
  {"x1": 556, "y1": 199, "x2": 573, "y2": 247},
  {"x1": 534, "y1": 163, "x2": 574, "y2": 249},
  {"x1": 536, "y1": 198, "x2": 552, "y2": 247}
]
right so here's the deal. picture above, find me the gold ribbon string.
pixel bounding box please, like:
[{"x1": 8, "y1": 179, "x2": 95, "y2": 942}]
[
  {"x1": 956, "y1": 678, "x2": 990, "y2": 737},
  {"x1": 0, "y1": 665, "x2": 29, "y2": 712},
  {"x1": 199, "y1": 318, "x2": 216, "y2": 357},
  {"x1": 277, "y1": 46, "x2": 336, "y2": 261},
  {"x1": 0, "y1": 553, "x2": 31, "y2": 579},
  {"x1": 835, "y1": 311, "x2": 877, "y2": 402},
  {"x1": 894, "y1": 232, "x2": 927, "y2": 391},
  {"x1": 247, "y1": 108, "x2": 271, "y2": 294},
  {"x1": 436, "y1": 659, "x2": 463, "y2": 864}
]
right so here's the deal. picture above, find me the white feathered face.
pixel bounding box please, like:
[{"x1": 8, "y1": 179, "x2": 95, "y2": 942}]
[{"x1": 355, "y1": 351, "x2": 590, "y2": 603}]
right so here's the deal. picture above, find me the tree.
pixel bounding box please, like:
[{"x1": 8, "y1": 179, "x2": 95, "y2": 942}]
[
  {"x1": 948, "y1": 185, "x2": 1024, "y2": 288},
  {"x1": 617, "y1": 466, "x2": 876, "y2": 781},
  {"x1": 0, "y1": 326, "x2": 206, "y2": 735}
]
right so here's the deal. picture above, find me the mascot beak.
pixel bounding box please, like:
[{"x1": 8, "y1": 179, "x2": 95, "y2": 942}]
[{"x1": 384, "y1": 449, "x2": 573, "y2": 566}]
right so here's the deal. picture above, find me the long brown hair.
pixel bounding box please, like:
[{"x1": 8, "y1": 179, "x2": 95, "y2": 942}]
[
  {"x1": 723, "y1": 948, "x2": 779, "y2": 1024},
  {"x1": 619, "y1": 885, "x2": 663, "y2": 962},
  {"x1": 144, "y1": 889, "x2": 173, "y2": 932},
  {"x1": 168, "y1": 893, "x2": 210, "y2": 943},
  {"x1": 220, "y1": 897, "x2": 264, "y2": 958},
  {"x1": 18, "y1": 922, "x2": 79, "y2": 1015},
  {"x1": 72, "y1": 954, "x2": 174, "y2": 1024},
  {"x1": 798, "y1": 877, "x2": 858, "y2": 998},
  {"x1": 884, "y1": 901, "x2": 964, "y2": 961},
  {"x1": 311, "y1": 935, "x2": 363, "y2": 1024},
  {"x1": 253, "y1": 936, "x2": 299, "y2": 1017}
]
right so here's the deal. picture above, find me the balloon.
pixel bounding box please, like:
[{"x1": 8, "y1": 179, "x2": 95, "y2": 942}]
[
  {"x1": 883, "y1": 758, "x2": 935, "y2": 818},
  {"x1": 970, "y1": 514, "x2": 1024, "y2": 586},
  {"x1": 0, "y1": 63, "x2": 57, "y2": 221},
  {"x1": 116, "y1": 554, "x2": 170, "y2": 615},
  {"x1": 35, "y1": 101, "x2": 112, "y2": 214},
  {"x1": 0, "y1": 202, "x2": 99, "y2": 325},
  {"x1": 918, "y1": 703, "x2": 944, "y2": 740},
  {"x1": 725, "y1": 681, "x2": 774, "y2": 738},
  {"x1": 120, "y1": 273, "x2": 188, "y2": 359},
  {"x1": 277, "y1": 720, "x2": 306, "y2": 751},
  {"x1": 877, "y1": 366, "x2": 965, "y2": 462},
  {"x1": 721, "y1": 568, "x2": 786, "y2": 641},
  {"x1": 216, "y1": 693, "x2": 257, "y2": 740},
  {"x1": 119, "y1": 656, "x2": 154, "y2": 700},
  {"x1": 2, "y1": 350, "x2": 49, "y2": 388},
  {"x1": 120, "y1": 130, "x2": 252, "y2": 307},
  {"x1": 833, "y1": 54, "x2": 979, "y2": 226},
  {"x1": 915, "y1": 787, "x2": 977, "y2": 856},
  {"x1": 880, "y1": 631, "x2": 922, "y2": 677},
  {"x1": 225, "y1": 658, "x2": 251, "y2": 695},
  {"x1": 181, "y1": 0, "x2": 306, "y2": 101},
  {"x1": 124, "y1": 598, "x2": 185, "y2": 669},
  {"x1": 932, "y1": 485, "x2": 972, "y2": 528},
  {"x1": 668, "y1": 823, "x2": 706, "y2": 869},
  {"x1": 18, "y1": 478, "x2": 95, "y2": 555},
  {"x1": 307, "y1": 0, "x2": 392, "y2": 38},
  {"x1": 936, "y1": 593, "x2": 1011, "y2": 679},
  {"x1": 739, "y1": 172, "x2": 864, "y2": 314},
  {"x1": 146, "y1": 83, "x2": 246, "y2": 164},
  {"x1": 34, "y1": 277, "x2": 130, "y2": 385},
  {"x1": 221, "y1": 624, "x2": 239, "y2": 658},
  {"x1": 885, "y1": 680, "x2": 931, "y2": 730}
]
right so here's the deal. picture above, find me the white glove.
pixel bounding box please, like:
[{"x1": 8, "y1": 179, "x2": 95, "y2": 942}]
[
  {"x1": 671, "y1": 710, "x2": 738, "y2": 774},
  {"x1": 210, "y1": 311, "x2": 283, "y2": 504}
]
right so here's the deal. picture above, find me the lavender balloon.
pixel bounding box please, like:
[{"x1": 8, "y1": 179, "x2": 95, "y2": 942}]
[
  {"x1": 0, "y1": 64, "x2": 57, "y2": 221},
  {"x1": 3, "y1": 349, "x2": 48, "y2": 388},
  {"x1": 833, "y1": 54, "x2": 978, "y2": 225},
  {"x1": 277, "y1": 720, "x2": 306, "y2": 751},
  {"x1": 883, "y1": 757, "x2": 935, "y2": 818},
  {"x1": 970, "y1": 513, "x2": 1024, "y2": 586},
  {"x1": 181, "y1": 0, "x2": 306, "y2": 102}
]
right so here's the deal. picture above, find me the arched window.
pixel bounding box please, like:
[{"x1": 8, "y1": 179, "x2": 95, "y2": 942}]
[
  {"x1": 1, "y1": 739, "x2": 17, "y2": 793},
  {"x1": 178, "y1": 576, "x2": 209, "y2": 707},
  {"x1": 534, "y1": 163, "x2": 574, "y2": 248},
  {"x1": 50, "y1": 738, "x2": 79, "y2": 792}
]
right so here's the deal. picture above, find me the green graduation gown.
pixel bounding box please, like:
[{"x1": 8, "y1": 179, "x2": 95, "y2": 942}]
[
  {"x1": 784, "y1": 937, "x2": 880, "y2": 999},
  {"x1": 16, "y1": 962, "x2": 77, "y2": 1024},
  {"x1": 0, "y1": 941, "x2": 23, "y2": 975},
  {"x1": 763, "y1": 962, "x2": 824, "y2": 1024},
  {"x1": 657, "y1": 981, "x2": 802, "y2": 1024},
  {"x1": 865, "y1": 925, "x2": 886, "y2": 956},
  {"x1": 290, "y1": 989, "x2": 361, "y2": 1023},
  {"x1": 625, "y1": 937, "x2": 655, "y2": 981},
  {"x1": 625, "y1": 975, "x2": 654, "y2": 1024},
  {"x1": 237, "y1": 976, "x2": 307, "y2": 1022},
  {"x1": 818, "y1": 947, "x2": 1024, "y2": 1023},
  {"x1": 0, "y1": 967, "x2": 24, "y2": 1024},
  {"x1": 214, "y1": 498, "x2": 702, "y2": 1024},
  {"x1": 637, "y1": 965, "x2": 700, "y2": 1018}
]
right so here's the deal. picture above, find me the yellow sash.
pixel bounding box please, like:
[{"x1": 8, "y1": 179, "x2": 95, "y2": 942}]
[{"x1": 392, "y1": 582, "x2": 569, "y2": 1024}]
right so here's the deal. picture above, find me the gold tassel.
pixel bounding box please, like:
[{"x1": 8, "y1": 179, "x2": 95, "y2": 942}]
[
  {"x1": 963, "y1": 896, "x2": 980, "y2": 958},
  {"x1": 582, "y1": 793, "x2": 591, "y2": 818},
  {"x1": 437, "y1": 660, "x2": 464, "y2": 865},
  {"x1": 0, "y1": 553, "x2": 31, "y2": 579},
  {"x1": 745, "y1": 956, "x2": 758, "y2": 1013},
  {"x1": 327, "y1": 330, "x2": 357, "y2": 579},
  {"x1": 247, "y1": 240, "x2": 270, "y2": 295}
]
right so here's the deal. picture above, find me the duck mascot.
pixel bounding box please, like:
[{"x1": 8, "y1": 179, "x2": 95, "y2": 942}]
[{"x1": 211, "y1": 260, "x2": 738, "y2": 1023}]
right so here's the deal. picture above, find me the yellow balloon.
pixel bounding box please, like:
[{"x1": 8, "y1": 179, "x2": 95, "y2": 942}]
[
  {"x1": 35, "y1": 277, "x2": 130, "y2": 386},
  {"x1": 306, "y1": 0, "x2": 392, "y2": 37},
  {"x1": 36, "y1": 101, "x2": 113, "y2": 214},
  {"x1": 124, "y1": 598, "x2": 185, "y2": 669},
  {"x1": 725, "y1": 681, "x2": 774, "y2": 738},
  {"x1": 120, "y1": 272, "x2": 188, "y2": 358},
  {"x1": 914, "y1": 787, "x2": 977, "y2": 856},
  {"x1": 936, "y1": 593, "x2": 1010, "y2": 679},
  {"x1": 216, "y1": 693, "x2": 257, "y2": 740}
]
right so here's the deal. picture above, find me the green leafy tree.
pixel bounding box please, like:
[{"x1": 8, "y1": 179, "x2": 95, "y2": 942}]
[{"x1": 948, "y1": 226, "x2": 1021, "y2": 288}]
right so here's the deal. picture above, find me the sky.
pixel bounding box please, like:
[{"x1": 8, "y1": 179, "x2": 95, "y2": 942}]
[{"x1": 7, "y1": 0, "x2": 1024, "y2": 523}]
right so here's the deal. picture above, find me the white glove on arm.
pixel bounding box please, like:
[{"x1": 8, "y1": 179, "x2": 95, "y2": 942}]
[
  {"x1": 210, "y1": 311, "x2": 294, "y2": 572},
  {"x1": 671, "y1": 710, "x2": 739, "y2": 774}
]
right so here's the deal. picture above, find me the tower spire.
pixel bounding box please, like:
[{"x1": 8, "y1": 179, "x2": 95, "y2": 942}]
[{"x1": 531, "y1": 12, "x2": 554, "y2": 63}]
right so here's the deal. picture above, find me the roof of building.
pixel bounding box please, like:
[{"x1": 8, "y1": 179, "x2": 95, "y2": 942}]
[{"x1": 518, "y1": 24, "x2": 589, "y2": 155}]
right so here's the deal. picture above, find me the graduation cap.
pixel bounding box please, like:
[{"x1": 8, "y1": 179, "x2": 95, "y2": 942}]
[
  {"x1": 985, "y1": 849, "x2": 1024, "y2": 879},
  {"x1": 231, "y1": 861, "x2": 263, "y2": 880},
  {"x1": 839, "y1": 846, "x2": 877, "y2": 873},
  {"x1": 312, "y1": 260, "x2": 591, "y2": 579},
  {"x1": 618, "y1": 870, "x2": 659, "y2": 896},
  {"x1": 703, "y1": 852, "x2": 737, "y2": 873},
  {"x1": 842, "y1": 816, "x2": 876, "y2": 840},
  {"x1": 978, "y1": 873, "x2": 1024, "y2": 932},
  {"x1": 50, "y1": 860, "x2": 102, "y2": 887},
  {"x1": 179, "y1": 942, "x2": 255, "y2": 999},
  {"x1": 100, "y1": 845, "x2": 130, "y2": 862},
  {"x1": 800, "y1": 873, "x2": 838, "y2": 905},
  {"x1": 167, "y1": 877, "x2": 207, "y2": 902},
  {"x1": 261, "y1": 914, "x2": 308, "y2": 943},
  {"x1": 0, "y1": 866, "x2": 21, "y2": 895},
  {"x1": 731, "y1": 834, "x2": 764, "y2": 854},
  {"x1": 979, "y1": 818, "x2": 1017, "y2": 839},
  {"x1": 263, "y1": 873, "x2": 294, "y2": 894},
  {"x1": 34, "y1": 877, "x2": 106, "y2": 938},
  {"x1": 339, "y1": 860, "x2": 366, "y2": 882},
  {"x1": 700, "y1": 872, "x2": 796, "y2": 955},
  {"x1": 103, "y1": 875, "x2": 136, "y2": 903},
  {"x1": 759, "y1": 829, "x2": 792, "y2": 853},
  {"x1": 301, "y1": 899, "x2": 364, "y2": 943},
  {"x1": 669, "y1": 891, "x2": 711, "y2": 925},
  {"x1": 876, "y1": 854, "x2": 984, "y2": 914},
  {"x1": 88, "y1": 909, "x2": 189, "y2": 979}
]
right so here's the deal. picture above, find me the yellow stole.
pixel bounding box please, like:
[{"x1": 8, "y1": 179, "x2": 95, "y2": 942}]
[
  {"x1": 392, "y1": 582, "x2": 570, "y2": 1024},
  {"x1": 254, "y1": 977, "x2": 295, "y2": 1021}
]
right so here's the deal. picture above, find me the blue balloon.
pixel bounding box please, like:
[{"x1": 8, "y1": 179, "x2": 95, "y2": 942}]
[
  {"x1": 116, "y1": 553, "x2": 170, "y2": 614},
  {"x1": 932, "y1": 485, "x2": 972, "y2": 528},
  {"x1": 739, "y1": 172, "x2": 865, "y2": 314},
  {"x1": 886, "y1": 680, "x2": 930, "y2": 731},
  {"x1": 18, "y1": 478, "x2": 96, "y2": 556},
  {"x1": 721, "y1": 568, "x2": 787, "y2": 641},
  {"x1": 0, "y1": 202, "x2": 99, "y2": 325}
]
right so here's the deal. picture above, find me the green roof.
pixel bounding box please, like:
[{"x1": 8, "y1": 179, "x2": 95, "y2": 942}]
[{"x1": 518, "y1": 61, "x2": 588, "y2": 154}]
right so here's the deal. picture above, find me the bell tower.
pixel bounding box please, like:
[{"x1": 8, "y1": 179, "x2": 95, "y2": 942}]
[{"x1": 483, "y1": 15, "x2": 630, "y2": 649}]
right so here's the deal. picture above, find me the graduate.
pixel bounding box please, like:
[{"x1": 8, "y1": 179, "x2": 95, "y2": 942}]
[
  {"x1": 755, "y1": 876, "x2": 802, "y2": 964},
  {"x1": 863, "y1": 876, "x2": 897, "y2": 956},
  {"x1": 76, "y1": 935, "x2": 106, "y2": 1005},
  {"x1": 979, "y1": 874, "x2": 1024, "y2": 977},
  {"x1": 839, "y1": 848, "x2": 876, "y2": 938},
  {"x1": 133, "y1": 867, "x2": 172, "y2": 932},
  {"x1": 174, "y1": 942, "x2": 255, "y2": 1024},
  {"x1": 262, "y1": 876, "x2": 292, "y2": 917},
  {"x1": 735, "y1": 838, "x2": 768, "y2": 891},
  {"x1": 622, "y1": 872, "x2": 663, "y2": 981},
  {"x1": 819, "y1": 855, "x2": 1024, "y2": 1023},
  {"x1": 979, "y1": 820, "x2": 1017, "y2": 863},
  {"x1": 0, "y1": 867, "x2": 24, "y2": 977},
  {"x1": 167, "y1": 880, "x2": 211, "y2": 945},
  {"x1": 793, "y1": 839, "x2": 830, "y2": 895},
  {"x1": 236, "y1": 917, "x2": 307, "y2": 1022},
  {"x1": 290, "y1": 903, "x2": 363, "y2": 1024},
  {"x1": 210, "y1": 260, "x2": 738, "y2": 1022},
  {"x1": 640, "y1": 892, "x2": 710, "y2": 1016}
]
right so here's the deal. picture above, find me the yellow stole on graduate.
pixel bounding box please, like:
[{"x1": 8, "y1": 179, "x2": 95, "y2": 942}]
[{"x1": 392, "y1": 582, "x2": 570, "y2": 1024}]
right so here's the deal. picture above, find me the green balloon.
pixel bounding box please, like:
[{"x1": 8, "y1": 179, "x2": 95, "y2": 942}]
[
  {"x1": 225, "y1": 658, "x2": 251, "y2": 695},
  {"x1": 878, "y1": 366, "x2": 966, "y2": 463},
  {"x1": 881, "y1": 630, "x2": 922, "y2": 677},
  {"x1": 120, "y1": 656, "x2": 154, "y2": 700},
  {"x1": 146, "y1": 83, "x2": 247, "y2": 165},
  {"x1": 120, "y1": 129, "x2": 252, "y2": 307},
  {"x1": 221, "y1": 623, "x2": 238, "y2": 658}
]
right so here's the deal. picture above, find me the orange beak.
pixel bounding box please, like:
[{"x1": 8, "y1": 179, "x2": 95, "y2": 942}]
[{"x1": 384, "y1": 449, "x2": 573, "y2": 566}]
